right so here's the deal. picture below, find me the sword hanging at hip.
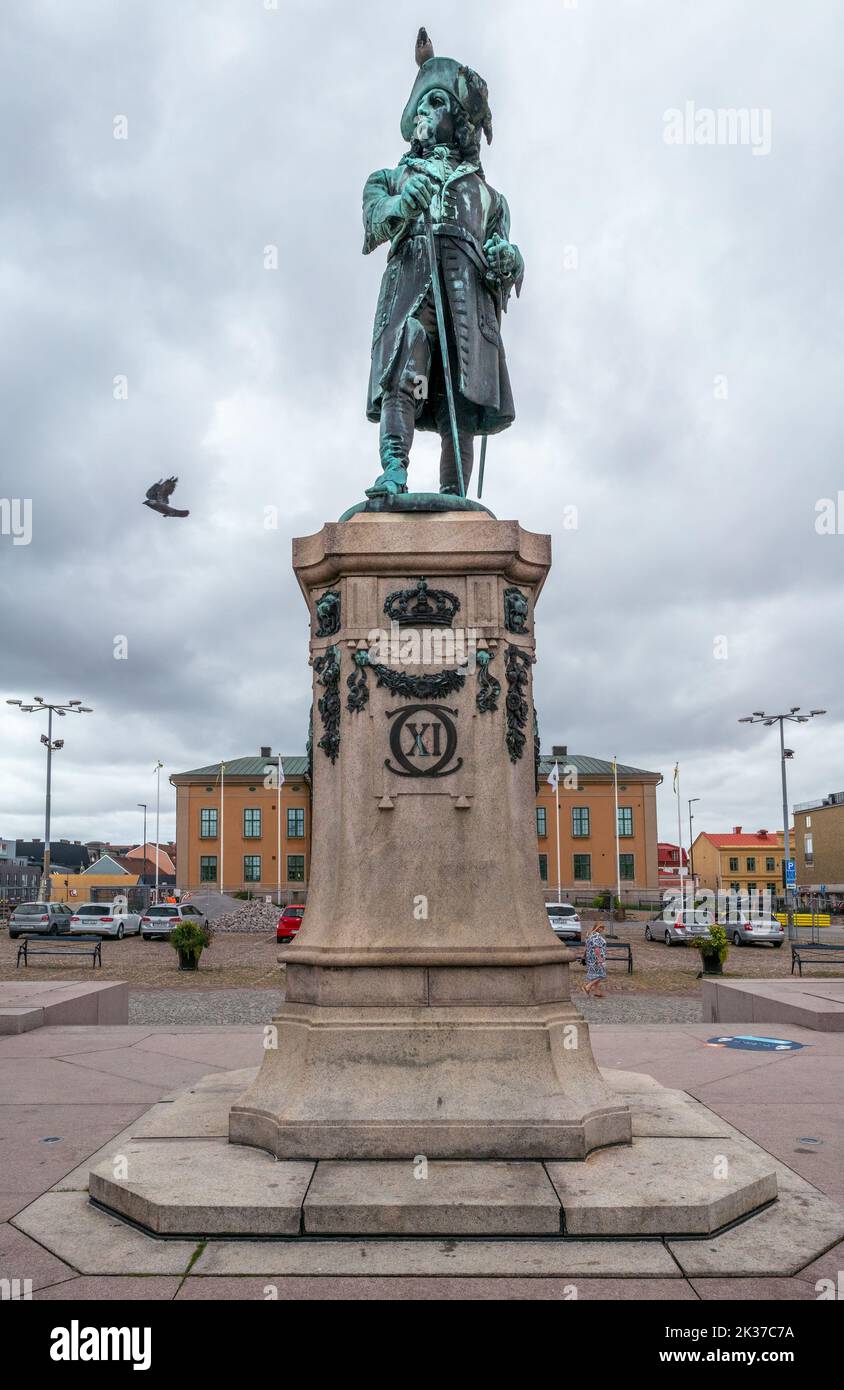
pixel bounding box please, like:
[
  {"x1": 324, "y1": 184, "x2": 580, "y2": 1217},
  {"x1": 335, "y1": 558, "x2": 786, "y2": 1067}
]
[{"x1": 423, "y1": 209, "x2": 466, "y2": 501}]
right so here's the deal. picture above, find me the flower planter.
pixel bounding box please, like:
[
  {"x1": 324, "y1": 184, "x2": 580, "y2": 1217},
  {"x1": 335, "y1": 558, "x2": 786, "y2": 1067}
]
[
  {"x1": 178, "y1": 949, "x2": 199, "y2": 972},
  {"x1": 700, "y1": 953, "x2": 723, "y2": 975}
]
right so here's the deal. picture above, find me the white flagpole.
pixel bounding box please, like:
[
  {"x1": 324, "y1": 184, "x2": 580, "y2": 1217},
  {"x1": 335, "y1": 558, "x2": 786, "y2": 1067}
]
[
  {"x1": 555, "y1": 761, "x2": 561, "y2": 902},
  {"x1": 154, "y1": 762, "x2": 162, "y2": 901},
  {"x1": 675, "y1": 763, "x2": 685, "y2": 910},
  {"x1": 220, "y1": 760, "x2": 225, "y2": 896},
  {"x1": 613, "y1": 755, "x2": 621, "y2": 910},
  {"x1": 277, "y1": 755, "x2": 283, "y2": 907}
]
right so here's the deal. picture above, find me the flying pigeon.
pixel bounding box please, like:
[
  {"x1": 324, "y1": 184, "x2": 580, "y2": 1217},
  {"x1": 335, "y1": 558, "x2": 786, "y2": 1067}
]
[
  {"x1": 143, "y1": 476, "x2": 189, "y2": 518},
  {"x1": 415, "y1": 27, "x2": 434, "y2": 67}
]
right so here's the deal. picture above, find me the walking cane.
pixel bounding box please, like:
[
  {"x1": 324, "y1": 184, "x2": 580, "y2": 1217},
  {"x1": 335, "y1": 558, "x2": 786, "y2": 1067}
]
[
  {"x1": 423, "y1": 209, "x2": 466, "y2": 500},
  {"x1": 477, "y1": 436, "x2": 487, "y2": 498}
]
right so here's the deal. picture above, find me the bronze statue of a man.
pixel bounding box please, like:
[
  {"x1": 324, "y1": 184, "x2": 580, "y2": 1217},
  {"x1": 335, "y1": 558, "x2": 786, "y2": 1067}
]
[{"x1": 362, "y1": 32, "x2": 524, "y2": 500}]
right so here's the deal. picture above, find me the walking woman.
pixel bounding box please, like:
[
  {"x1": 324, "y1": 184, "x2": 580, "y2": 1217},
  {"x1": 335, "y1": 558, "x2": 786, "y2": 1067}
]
[{"x1": 582, "y1": 920, "x2": 607, "y2": 999}]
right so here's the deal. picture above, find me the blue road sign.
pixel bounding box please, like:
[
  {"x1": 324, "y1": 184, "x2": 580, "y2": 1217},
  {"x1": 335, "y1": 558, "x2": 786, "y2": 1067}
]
[{"x1": 786, "y1": 859, "x2": 796, "y2": 886}]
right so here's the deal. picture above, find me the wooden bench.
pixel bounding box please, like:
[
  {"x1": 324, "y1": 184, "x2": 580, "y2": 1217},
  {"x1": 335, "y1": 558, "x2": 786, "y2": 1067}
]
[
  {"x1": 791, "y1": 942, "x2": 844, "y2": 977},
  {"x1": 579, "y1": 942, "x2": 633, "y2": 975},
  {"x1": 16, "y1": 935, "x2": 102, "y2": 969}
]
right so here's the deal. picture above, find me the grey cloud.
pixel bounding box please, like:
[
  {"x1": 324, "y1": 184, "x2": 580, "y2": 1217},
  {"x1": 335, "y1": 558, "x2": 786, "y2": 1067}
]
[{"x1": 1, "y1": 0, "x2": 842, "y2": 848}]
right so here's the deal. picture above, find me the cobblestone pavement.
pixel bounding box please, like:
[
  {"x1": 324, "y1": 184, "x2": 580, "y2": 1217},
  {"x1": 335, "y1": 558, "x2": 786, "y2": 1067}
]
[
  {"x1": 574, "y1": 992, "x2": 703, "y2": 1024},
  {"x1": 128, "y1": 985, "x2": 701, "y2": 1026},
  {"x1": 129, "y1": 988, "x2": 283, "y2": 1025}
]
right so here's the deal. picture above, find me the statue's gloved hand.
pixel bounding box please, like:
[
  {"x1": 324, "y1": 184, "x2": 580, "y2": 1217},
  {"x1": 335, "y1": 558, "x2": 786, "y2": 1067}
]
[
  {"x1": 483, "y1": 234, "x2": 520, "y2": 282},
  {"x1": 397, "y1": 173, "x2": 436, "y2": 222}
]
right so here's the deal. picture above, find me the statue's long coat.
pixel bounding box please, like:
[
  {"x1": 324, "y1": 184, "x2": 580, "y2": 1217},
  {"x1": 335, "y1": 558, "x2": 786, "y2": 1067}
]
[{"x1": 362, "y1": 156, "x2": 522, "y2": 435}]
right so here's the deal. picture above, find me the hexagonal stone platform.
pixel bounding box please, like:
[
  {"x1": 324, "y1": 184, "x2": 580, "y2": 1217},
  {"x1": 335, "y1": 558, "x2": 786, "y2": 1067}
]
[
  {"x1": 546, "y1": 1138, "x2": 778, "y2": 1236},
  {"x1": 89, "y1": 1141, "x2": 313, "y2": 1235},
  {"x1": 303, "y1": 1160, "x2": 562, "y2": 1235}
]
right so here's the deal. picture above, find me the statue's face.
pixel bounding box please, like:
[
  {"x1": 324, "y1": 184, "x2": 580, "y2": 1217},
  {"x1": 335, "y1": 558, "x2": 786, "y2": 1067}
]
[{"x1": 414, "y1": 88, "x2": 454, "y2": 147}]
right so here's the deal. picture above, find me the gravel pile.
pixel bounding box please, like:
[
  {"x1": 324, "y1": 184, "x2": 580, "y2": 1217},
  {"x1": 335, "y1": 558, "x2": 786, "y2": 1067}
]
[
  {"x1": 186, "y1": 892, "x2": 245, "y2": 921},
  {"x1": 207, "y1": 899, "x2": 282, "y2": 934}
]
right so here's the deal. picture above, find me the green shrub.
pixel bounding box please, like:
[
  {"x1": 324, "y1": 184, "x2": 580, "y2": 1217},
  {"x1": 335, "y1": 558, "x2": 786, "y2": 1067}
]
[
  {"x1": 169, "y1": 921, "x2": 212, "y2": 961},
  {"x1": 692, "y1": 923, "x2": 729, "y2": 965}
]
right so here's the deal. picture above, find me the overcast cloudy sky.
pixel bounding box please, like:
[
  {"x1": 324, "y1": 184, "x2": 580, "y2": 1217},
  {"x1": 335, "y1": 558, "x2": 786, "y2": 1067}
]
[{"x1": 1, "y1": 0, "x2": 842, "y2": 850}]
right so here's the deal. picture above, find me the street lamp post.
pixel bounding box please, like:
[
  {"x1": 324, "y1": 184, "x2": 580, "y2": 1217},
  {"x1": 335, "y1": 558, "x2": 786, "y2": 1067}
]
[
  {"x1": 688, "y1": 798, "x2": 700, "y2": 889},
  {"x1": 738, "y1": 707, "x2": 826, "y2": 939},
  {"x1": 5, "y1": 698, "x2": 94, "y2": 901},
  {"x1": 136, "y1": 806, "x2": 148, "y2": 878}
]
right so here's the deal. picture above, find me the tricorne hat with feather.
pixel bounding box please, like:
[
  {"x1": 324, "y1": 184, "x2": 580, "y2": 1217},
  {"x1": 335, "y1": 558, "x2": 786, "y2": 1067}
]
[{"x1": 400, "y1": 27, "x2": 493, "y2": 146}]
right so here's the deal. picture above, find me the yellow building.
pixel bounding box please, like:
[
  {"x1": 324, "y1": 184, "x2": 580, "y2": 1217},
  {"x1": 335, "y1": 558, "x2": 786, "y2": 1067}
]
[
  {"x1": 691, "y1": 828, "x2": 785, "y2": 899},
  {"x1": 171, "y1": 752, "x2": 310, "y2": 898},
  {"x1": 172, "y1": 747, "x2": 662, "y2": 900},
  {"x1": 536, "y1": 751, "x2": 661, "y2": 896},
  {"x1": 49, "y1": 873, "x2": 140, "y2": 903}
]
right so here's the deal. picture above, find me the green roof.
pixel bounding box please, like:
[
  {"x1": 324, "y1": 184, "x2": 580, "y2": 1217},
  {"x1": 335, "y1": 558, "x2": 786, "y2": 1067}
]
[
  {"x1": 539, "y1": 754, "x2": 661, "y2": 782},
  {"x1": 174, "y1": 752, "x2": 658, "y2": 783},
  {"x1": 172, "y1": 756, "x2": 309, "y2": 782}
]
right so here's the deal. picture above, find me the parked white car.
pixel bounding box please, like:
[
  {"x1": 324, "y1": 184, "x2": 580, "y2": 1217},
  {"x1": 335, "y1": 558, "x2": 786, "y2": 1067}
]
[
  {"x1": 140, "y1": 902, "x2": 209, "y2": 941},
  {"x1": 545, "y1": 902, "x2": 582, "y2": 942},
  {"x1": 725, "y1": 916, "x2": 785, "y2": 948},
  {"x1": 68, "y1": 900, "x2": 141, "y2": 938}
]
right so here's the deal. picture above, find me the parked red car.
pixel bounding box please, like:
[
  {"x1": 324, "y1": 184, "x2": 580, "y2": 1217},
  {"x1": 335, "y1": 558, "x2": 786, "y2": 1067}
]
[{"x1": 277, "y1": 906, "x2": 305, "y2": 943}]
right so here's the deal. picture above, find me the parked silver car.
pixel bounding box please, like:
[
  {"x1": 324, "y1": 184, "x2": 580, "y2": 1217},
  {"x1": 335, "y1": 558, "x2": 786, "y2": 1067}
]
[
  {"x1": 140, "y1": 903, "x2": 209, "y2": 941},
  {"x1": 68, "y1": 901, "x2": 141, "y2": 939},
  {"x1": 8, "y1": 901, "x2": 73, "y2": 939},
  {"x1": 645, "y1": 908, "x2": 713, "y2": 947},
  {"x1": 545, "y1": 902, "x2": 582, "y2": 942},
  {"x1": 726, "y1": 916, "x2": 785, "y2": 948}
]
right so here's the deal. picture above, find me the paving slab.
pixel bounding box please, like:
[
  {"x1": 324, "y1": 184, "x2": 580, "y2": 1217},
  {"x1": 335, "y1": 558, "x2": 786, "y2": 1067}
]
[
  {"x1": 791, "y1": 1238, "x2": 844, "y2": 1292},
  {"x1": 53, "y1": 1046, "x2": 221, "y2": 1091},
  {"x1": 0, "y1": 1026, "x2": 157, "y2": 1058},
  {"x1": 176, "y1": 1274, "x2": 697, "y2": 1300},
  {"x1": 599, "y1": 1068, "x2": 664, "y2": 1092},
  {"x1": 134, "y1": 1067, "x2": 258, "y2": 1138},
  {"x1": 11, "y1": 1191, "x2": 200, "y2": 1275},
  {"x1": 702, "y1": 978, "x2": 844, "y2": 1032},
  {"x1": 34, "y1": 1276, "x2": 182, "y2": 1300},
  {"x1": 547, "y1": 1137, "x2": 777, "y2": 1236},
  {"x1": 0, "y1": 1102, "x2": 149, "y2": 1193},
  {"x1": 692, "y1": 1053, "x2": 843, "y2": 1108},
  {"x1": 0, "y1": 1190, "x2": 44, "y2": 1222},
  {"x1": 0, "y1": 1057, "x2": 165, "y2": 1105},
  {"x1": 691, "y1": 1277, "x2": 819, "y2": 1300},
  {"x1": 0, "y1": 1007, "x2": 45, "y2": 1035},
  {"x1": 57, "y1": 1120, "x2": 153, "y2": 1191},
  {"x1": 304, "y1": 1161, "x2": 562, "y2": 1235},
  {"x1": 193, "y1": 1237, "x2": 680, "y2": 1278},
  {"x1": 134, "y1": 1033, "x2": 266, "y2": 1068},
  {"x1": 622, "y1": 1091, "x2": 731, "y2": 1138},
  {"x1": 0, "y1": 981, "x2": 128, "y2": 1033},
  {"x1": 667, "y1": 1163, "x2": 844, "y2": 1277},
  {"x1": 90, "y1": 1140, "x2": 314, "y2": 1235},
  {"x1": 0, "y1": 1221, "x2": 76, "y2": 1292},
  {"x1": 709, "y1": 1102, "x2": 844, "y2": 1202}
]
